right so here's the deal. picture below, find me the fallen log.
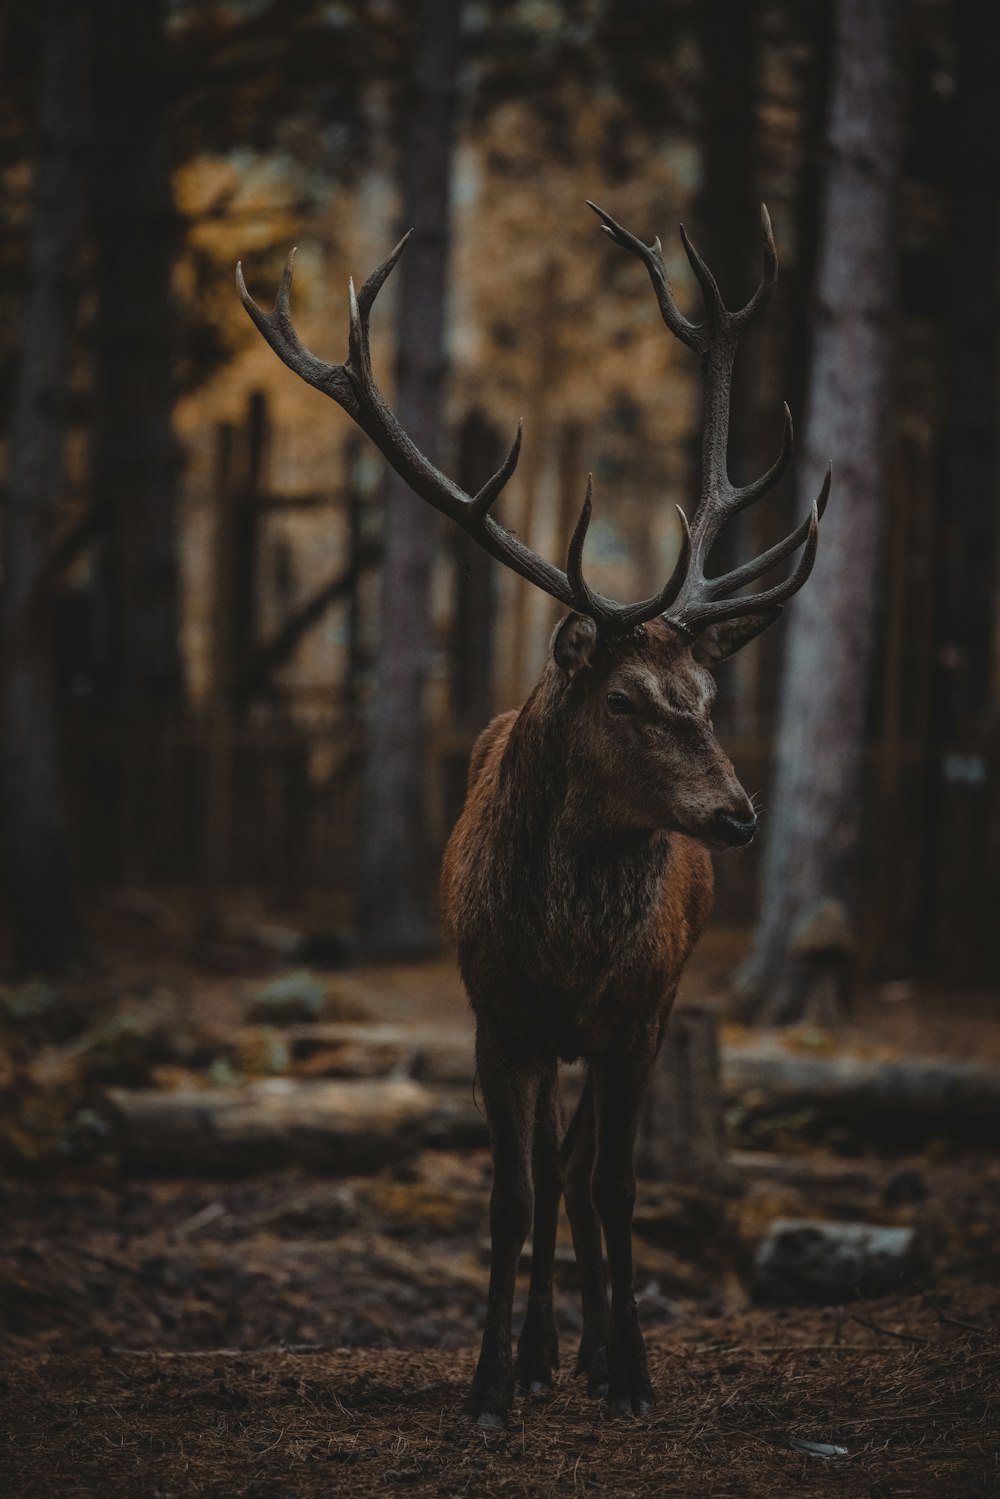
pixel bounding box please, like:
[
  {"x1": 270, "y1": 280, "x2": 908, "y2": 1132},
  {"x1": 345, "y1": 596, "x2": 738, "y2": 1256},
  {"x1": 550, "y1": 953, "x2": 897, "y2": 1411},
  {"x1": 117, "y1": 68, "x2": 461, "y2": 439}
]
[
  {"x1": 275, "y1": 1023, "x2": 1000, "y2": 1141},
  {"x1": 103, "y1": 1077, "x2": 487, "y2": 1174},
  {"x1": 721, "y1": 1042, "x2": 1000, "y2": 1143},
  {"x1": 245, "y1": 1022, "x2": 474, "y2": 1084},
  {"x1": 102, "y1": 1034, "x2": 1000, "y2": 1174}
]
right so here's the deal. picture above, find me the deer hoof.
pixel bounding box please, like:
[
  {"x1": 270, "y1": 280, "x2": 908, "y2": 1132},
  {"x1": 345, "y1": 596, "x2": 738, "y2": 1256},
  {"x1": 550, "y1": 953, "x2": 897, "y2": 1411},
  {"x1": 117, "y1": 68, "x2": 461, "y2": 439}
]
[
  {"x1": 575, "y1": 1342, "x2": 609, "y2": 1398},
  {"x1": 513, "y1": 1353, "x2": 557, "y2": 1397},
  {"x1": 607, "y1": 1366, "x2": 654, "y2": 1417},
  {"x1": 469, "y1": 1370, "x2": 513, "y2": 1430},
  {"x1": 608, "y1": 1391, "x2": 654, "y2": 1417}
]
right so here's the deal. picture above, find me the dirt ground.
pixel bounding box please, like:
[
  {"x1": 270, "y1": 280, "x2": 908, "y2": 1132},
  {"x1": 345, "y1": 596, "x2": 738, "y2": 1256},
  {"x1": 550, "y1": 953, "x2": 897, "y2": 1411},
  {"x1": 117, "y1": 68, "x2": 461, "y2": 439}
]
[
  {"x1": 2, "y1": 897, "x2": 999, "y2": 1496},
  {"x1": 2, "y1": 1148, "x2": 999, "y2": 1498}
]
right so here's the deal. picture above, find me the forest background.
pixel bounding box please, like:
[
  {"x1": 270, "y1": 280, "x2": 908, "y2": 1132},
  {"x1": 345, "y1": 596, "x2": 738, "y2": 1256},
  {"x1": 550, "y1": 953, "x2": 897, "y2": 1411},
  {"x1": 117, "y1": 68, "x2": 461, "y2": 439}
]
[{"x1": 1, "y1": 0, "x2": 998, "y2": 1022}]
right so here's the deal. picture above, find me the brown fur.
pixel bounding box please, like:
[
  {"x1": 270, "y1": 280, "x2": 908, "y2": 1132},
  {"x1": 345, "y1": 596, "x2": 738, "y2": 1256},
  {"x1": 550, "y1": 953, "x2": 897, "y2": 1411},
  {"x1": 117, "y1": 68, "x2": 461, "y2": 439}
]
[{"x1": 441, "y1": 614, "x2": 763, "y2": 1425}]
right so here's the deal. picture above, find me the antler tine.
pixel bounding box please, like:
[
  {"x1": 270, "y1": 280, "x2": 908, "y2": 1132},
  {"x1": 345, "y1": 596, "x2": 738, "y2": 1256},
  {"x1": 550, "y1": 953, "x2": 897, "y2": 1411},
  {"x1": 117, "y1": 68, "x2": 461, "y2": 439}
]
[
  {"x1": 731, "y1": 402, "x2": 794, "y2": 512},
  {"x1": 705, "y1": 465, "x2": 831, "y2": 600},
  {"x1": 468, "y1": 422, "x2": 523, "y2": 525},
  {"x1": 733, "y1": 203, "x2": 779, "y2": 329},
  {"x1": 566, "y1": 476, "x2": 604, "y2": 618},
  {"x1": 617, "y1": 505, "x2": 693, "y2": 627},
  {"x1": 678, "y1": 224, "x2": 727, "y2": 329},
  {"x1": 587, "y1": 200, "x2": 700, "y2": 351},
  {"x1": 357, "y1": 231, "x2": 411, "y2": 317},
  {"x1": 675, "y1": 492, "x2": 822, "y2": 630},
  {"x1": 237, "y1": 249, "x2": 358, "y2": 407}
]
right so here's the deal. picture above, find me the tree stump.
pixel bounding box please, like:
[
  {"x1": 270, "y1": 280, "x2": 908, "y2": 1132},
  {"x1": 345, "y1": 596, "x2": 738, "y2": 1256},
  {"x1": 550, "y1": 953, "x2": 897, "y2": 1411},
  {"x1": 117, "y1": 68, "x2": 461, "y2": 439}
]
[{"x1": 637, "y1": 1007, "x2": 735, "y2": 1191}]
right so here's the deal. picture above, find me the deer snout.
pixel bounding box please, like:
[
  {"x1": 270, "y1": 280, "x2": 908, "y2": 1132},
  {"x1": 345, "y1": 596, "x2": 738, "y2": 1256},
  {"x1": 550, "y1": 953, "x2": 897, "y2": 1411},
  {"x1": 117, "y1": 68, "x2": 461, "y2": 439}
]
[{"x1": 713, "y1": 808, "x2": 758, "y2": 847}]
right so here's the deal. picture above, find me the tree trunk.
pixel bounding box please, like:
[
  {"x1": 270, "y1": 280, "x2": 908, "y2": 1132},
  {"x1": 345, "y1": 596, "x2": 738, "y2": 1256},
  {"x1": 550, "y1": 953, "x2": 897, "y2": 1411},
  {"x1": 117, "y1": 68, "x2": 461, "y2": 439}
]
[
  {"x1": 358, "y1": 0, "x2": 464, "y2": 956},
  {"x1": 90, "y1": 0, "x2": 182, "y2": 706},
  {"x1": 918, "y1": 0, "x2": 1000, "y2": 979},
  {"x1": 450, "y1": 409, "x2": 503, "y2": 735},
  {"x1": 738, "y1": 0, "x2": 901, "y2": 1023},
  {"x1": 697, "y1": 0, "x2": 765, "y2": 738},
  {"x1": 0, "y1": 0, "x2": 90, "y2": 974}
]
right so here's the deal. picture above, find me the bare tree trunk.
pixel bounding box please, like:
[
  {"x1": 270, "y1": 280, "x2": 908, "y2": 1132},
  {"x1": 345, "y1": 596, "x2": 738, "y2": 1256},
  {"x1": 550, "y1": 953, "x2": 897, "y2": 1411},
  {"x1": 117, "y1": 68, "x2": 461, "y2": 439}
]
[
  {"x1": 738, "y1": 0, "x2": 901, "y2": 1023},
  {"x1": 358, "y1": 0, "x2": 463, "y2": 956},
  {"x1": 0, "y1": 0, "x2": 90, "y2": 973},
  {"x1": 90, "y1": 0, "x2": 182, "y2": 706},
  {"x1": 697, "y1": 0, "x2": 765, "y2": 738},
  {"x1": 451, "y1": 409, "x2": 503, "y2": 734},
  {"x1": 918, "y1": 0, "x2": 1000, "y2": 980}
]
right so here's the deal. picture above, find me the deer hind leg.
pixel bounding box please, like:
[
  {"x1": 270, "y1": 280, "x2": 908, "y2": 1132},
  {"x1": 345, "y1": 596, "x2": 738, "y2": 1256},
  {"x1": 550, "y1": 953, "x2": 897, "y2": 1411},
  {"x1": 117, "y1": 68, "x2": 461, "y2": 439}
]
[
  {"x1": 560, "y1": 1069, "x2": 610, "y2": 1396},
  {"x1": 593, "y1": 1034, "x2": 658, "y2": 1416},
  {"x1": 470, "y1": 1022, "x2": 542, "y2": 1428},
  {"x1": 514, "y1": 1062, "x2": 561, "y2": 1394}
]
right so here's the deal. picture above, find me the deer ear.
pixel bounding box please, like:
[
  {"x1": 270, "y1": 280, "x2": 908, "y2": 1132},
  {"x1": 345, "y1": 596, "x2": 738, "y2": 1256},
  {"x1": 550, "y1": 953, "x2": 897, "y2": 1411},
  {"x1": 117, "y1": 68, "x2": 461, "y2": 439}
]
[
  {"x1": 691, "y1": 607, "x2": 783, "y2": 667},
  {"x1": 551, "y1": 613, "x2": 598, "y2": 679}
]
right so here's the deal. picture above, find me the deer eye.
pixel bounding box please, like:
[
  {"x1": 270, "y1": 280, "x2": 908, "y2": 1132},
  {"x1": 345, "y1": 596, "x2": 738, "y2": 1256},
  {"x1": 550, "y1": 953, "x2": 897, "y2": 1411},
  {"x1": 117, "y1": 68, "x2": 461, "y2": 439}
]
[{"x1": 606, "y1": 691, "x2": 635, "y2": 714}]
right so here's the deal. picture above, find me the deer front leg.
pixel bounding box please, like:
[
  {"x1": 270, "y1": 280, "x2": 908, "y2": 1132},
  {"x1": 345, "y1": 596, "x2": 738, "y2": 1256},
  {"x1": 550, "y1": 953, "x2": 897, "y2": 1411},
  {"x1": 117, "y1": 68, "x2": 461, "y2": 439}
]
[
  {"x1": 471, "y1": 1022, "x2": 541, "y2": 1428},
  {"x1": 593, "y1": 1031, "x2": 658, "y2": 1416},
  {"x1": 514, "y1": 1063, "x2": 561, "y2": 1395}
]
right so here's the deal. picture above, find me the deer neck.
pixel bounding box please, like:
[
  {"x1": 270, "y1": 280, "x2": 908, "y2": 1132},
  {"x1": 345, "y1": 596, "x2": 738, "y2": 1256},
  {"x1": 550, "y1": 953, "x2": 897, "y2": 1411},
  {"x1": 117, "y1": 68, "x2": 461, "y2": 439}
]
[{"x1": 498, "y1": 680, "x2": 672, "y2": 903}]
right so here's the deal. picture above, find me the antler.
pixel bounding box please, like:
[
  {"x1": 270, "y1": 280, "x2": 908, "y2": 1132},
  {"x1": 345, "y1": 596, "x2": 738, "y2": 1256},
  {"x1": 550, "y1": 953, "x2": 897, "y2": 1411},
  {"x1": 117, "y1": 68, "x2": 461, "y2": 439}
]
[
  {"x1": 588, "y1": 201, "x2": 830, "y2": 634},
  {"x1": 236, "y1": 239, "x2": 691, "y2": 637}
]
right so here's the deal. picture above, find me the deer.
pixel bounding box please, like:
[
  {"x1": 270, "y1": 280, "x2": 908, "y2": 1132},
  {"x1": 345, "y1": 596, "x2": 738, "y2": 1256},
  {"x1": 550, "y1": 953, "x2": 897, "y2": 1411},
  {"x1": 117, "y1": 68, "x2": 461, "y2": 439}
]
[{"x1": 237, "y1": 200, "x2": 830, "y2": 1427}]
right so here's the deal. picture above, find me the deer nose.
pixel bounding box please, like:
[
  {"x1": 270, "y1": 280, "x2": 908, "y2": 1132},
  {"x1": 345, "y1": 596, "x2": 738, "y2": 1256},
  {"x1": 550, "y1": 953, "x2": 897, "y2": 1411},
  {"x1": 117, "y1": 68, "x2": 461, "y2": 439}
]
[{"x1": 714, "y1": 809, "x2": 757, "y2": 846}]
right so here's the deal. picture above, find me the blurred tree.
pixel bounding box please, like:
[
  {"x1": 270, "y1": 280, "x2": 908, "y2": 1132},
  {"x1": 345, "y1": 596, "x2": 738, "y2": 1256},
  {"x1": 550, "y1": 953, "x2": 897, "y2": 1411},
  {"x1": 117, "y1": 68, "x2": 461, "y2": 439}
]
[
  {"x1": 358, "y1": 0, "x2": 465, "y2": 956},
  {"x1": 0, "y1": 0, "x2": 89, "y2": 973},
  {"x1": 919, "y1": 0, "x2": 1000, "y2": 976},
  {"x1": 89, "y1": 0, "x2": 183, "y2": 705},
  {"x1": 738, "y1": 0, "x2": 902, "y2": 1023},
  {"x1": 696, "y1": 0, "x2": 761, "y2": 738}
]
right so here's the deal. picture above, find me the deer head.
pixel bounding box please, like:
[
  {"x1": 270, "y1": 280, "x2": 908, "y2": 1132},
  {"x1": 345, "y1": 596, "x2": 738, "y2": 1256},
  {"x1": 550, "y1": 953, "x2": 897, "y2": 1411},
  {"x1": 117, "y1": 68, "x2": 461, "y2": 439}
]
[{"x1": 237, "y1": 204, "x2": 830, "y2": 849}]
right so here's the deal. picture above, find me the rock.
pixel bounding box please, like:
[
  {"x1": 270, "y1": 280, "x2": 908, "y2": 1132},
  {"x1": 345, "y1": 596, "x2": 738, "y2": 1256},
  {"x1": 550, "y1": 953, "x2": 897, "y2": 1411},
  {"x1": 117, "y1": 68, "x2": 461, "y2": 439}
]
[
  {"x1": 75, "y1": 1012, "x2": 174, "y2": 1086},
  {"x1": 752, "y1": 1219, "x2": 923, "y2": 1305},
  {"x1": 248, "y1": 971, "x2": 328, "y2": 1024},
  {"x1": 0, "y1": 980, "x2": 60, "y2": 1024}
]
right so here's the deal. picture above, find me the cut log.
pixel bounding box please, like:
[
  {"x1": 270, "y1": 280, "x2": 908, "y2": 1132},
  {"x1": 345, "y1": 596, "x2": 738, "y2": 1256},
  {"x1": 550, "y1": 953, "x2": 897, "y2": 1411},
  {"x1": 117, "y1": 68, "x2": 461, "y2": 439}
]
[
  {"x1": 102, "y1": 1078, "x2": 487, "y2": 1173},
  {"x1": 638, "y1": 1009, "x2": 736, "y2": 1191}
]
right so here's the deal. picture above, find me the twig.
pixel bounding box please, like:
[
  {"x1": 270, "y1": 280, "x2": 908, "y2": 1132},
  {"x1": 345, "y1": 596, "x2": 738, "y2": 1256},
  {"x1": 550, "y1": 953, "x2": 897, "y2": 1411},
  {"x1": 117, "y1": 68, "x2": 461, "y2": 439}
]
[
  {"x1": 921, "y1": 1293, "x2": 998, "y2": 1340},
  {"x1": 847, "y1": 1311, "x2": 927, "y2": 1346},
  {"x1": 756, "y1": 1344, "x2": 894, "y2": 1354},
  {"x1": 109, "y1": 1344, "x2": 329, "y2": 1359}
]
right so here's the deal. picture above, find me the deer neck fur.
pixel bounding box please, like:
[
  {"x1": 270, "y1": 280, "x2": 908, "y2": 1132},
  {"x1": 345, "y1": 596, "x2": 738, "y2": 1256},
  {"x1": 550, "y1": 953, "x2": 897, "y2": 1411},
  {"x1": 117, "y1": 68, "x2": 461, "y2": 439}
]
[{"x1": 443, "y1": 667, "x2": 709, "y2": 1027}]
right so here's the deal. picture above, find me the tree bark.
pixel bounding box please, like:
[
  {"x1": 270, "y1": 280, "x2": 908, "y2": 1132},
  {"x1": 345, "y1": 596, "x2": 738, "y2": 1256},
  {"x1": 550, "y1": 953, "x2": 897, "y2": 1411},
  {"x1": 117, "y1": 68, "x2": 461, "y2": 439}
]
[
  {"x1": 697, "y1": 0, "x2": 765, "y2": 738},
  {"x1": 637, "y1": 1009, "x2": 735, "y2": 1191},
  {"x1": 90, "y1": 0, "x2": 183, "y2": 706},
  {"x1": 738, "y1": 0, "x2": 902, "y2": 1023},
  {"x1": 358, "y1": 0, "x2": 464, "y2": 956},
  {"x1": 918, "y1": 0, "x2": 1000, "y2": 979},
  {"x1": 0, "y1": 0, "x2": 90, "y2": 974}
]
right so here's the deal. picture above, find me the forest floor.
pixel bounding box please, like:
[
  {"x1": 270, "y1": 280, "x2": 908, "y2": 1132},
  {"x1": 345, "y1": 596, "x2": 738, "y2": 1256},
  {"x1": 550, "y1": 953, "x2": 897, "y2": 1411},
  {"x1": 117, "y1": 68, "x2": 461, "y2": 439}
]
[{"x1": 1, "y1": 893, "x2": 999, "y2": 1497}]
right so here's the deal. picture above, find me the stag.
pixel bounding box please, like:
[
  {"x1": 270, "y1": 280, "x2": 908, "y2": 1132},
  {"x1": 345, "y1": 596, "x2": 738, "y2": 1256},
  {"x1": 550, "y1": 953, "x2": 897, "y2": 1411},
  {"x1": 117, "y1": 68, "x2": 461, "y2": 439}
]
[{"x1": 238, "y1": 202, "x2": 830, "y2": 1427}]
